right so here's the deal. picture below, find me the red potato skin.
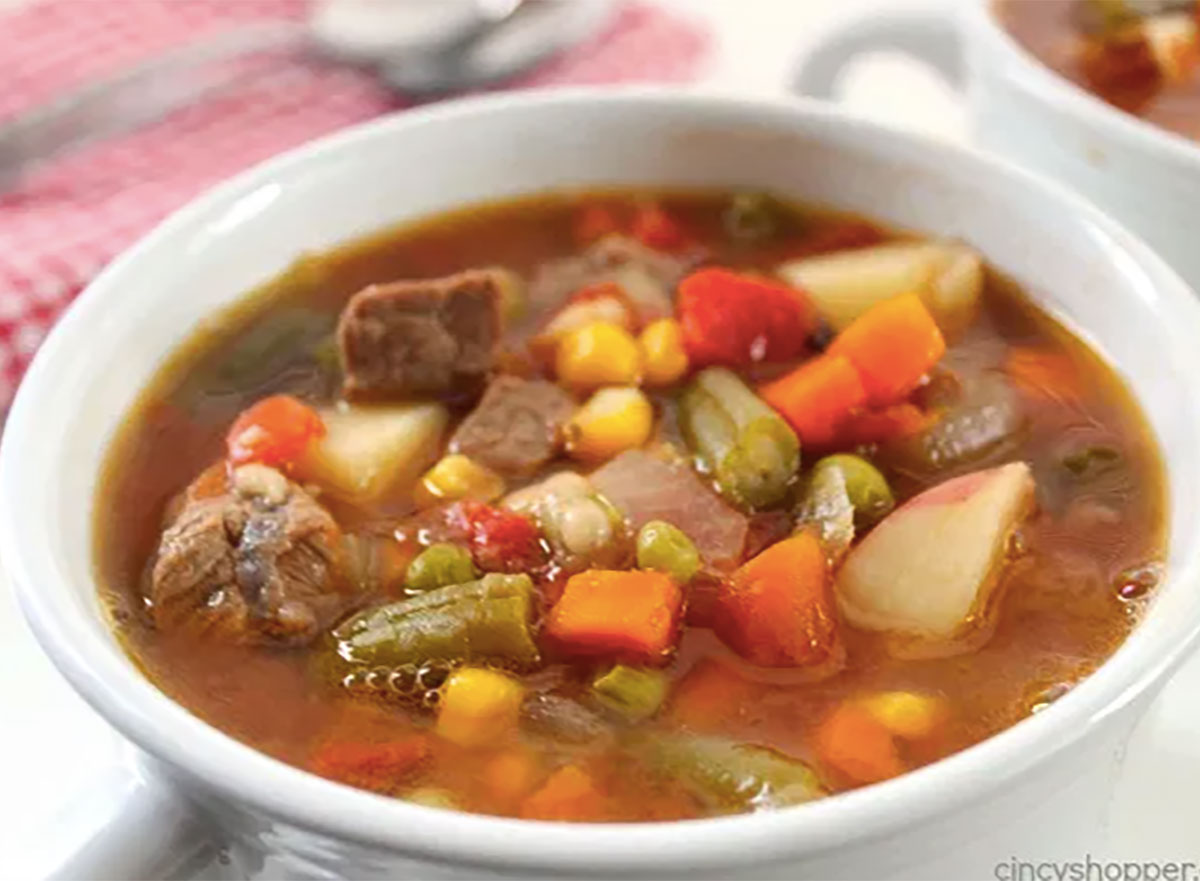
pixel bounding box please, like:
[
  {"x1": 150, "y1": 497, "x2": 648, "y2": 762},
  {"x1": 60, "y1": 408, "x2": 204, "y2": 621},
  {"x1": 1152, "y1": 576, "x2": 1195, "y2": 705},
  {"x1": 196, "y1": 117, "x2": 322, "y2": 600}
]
[
  {"x1": 903, "y1": 468, "x2": 992, "y2": 508},
  {"x1": 835, "y1": 462, "x2": 1037, "y2": 659}
]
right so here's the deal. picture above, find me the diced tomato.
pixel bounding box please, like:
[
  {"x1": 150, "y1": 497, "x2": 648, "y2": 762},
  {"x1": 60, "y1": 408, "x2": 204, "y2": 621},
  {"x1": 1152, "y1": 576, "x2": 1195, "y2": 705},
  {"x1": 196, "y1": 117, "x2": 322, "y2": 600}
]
[
  {"x1": 309, "y1": 735, "x2": 430, "y2": 792},
  {"x1": 573, "y1": 204, "x2": 621, "y2": 246},
  {"x1": 448, "y1": 501, "x2": 547, "y2": 574},
  {"x1": 677, "y1": 268, "x2": 817, "y2": 368},
  {"x1": 631, "y1": 202, "x2": 689, "y2": 251},
  {"x1": 226, "y1": 394, "x2": 324, "y2": 470}
]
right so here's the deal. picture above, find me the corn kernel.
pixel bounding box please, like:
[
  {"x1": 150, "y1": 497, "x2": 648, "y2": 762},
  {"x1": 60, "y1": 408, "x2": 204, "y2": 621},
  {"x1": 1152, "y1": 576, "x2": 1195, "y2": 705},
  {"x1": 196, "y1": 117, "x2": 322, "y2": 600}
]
[
  {"x1": 416, "y1": 454, "x2": 506, "y2": 507},
  {"x1": 639, "y1": 318, "x2": 689, "y2": 387},
  {"x1": 565, "y1": 387, "x2": 653, "y2": 462},
  {"x1": 555, "y1": 321, "x2": 642, "y2": 390},
  {"x1": 483, "y1": 748, "x2": 544, "y2": 802},
  {"x1": 436, "y1": 667, "x2": 524, "y2": 749},
  {"x1": 859, "y1": 691, "x2": 944, "y2": 740}
]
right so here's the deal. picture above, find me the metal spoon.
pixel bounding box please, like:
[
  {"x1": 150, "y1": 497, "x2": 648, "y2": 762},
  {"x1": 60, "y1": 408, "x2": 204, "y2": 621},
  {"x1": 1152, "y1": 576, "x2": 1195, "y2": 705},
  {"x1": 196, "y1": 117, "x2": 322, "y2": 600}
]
[{"x1": 0, "y1": 0, "x2": 611, "y2": 189}]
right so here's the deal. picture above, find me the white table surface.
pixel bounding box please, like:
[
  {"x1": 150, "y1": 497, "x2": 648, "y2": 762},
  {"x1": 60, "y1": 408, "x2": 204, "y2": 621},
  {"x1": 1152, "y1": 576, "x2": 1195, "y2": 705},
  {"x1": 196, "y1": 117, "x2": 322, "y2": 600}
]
[{"x1": 2, "y1": 0, "x2": 1198, "y2": 874}]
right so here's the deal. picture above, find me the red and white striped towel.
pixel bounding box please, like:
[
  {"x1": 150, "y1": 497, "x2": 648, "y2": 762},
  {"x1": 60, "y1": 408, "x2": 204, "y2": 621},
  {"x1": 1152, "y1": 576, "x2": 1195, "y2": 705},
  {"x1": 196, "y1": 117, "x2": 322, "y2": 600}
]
[{"x1": 0, "y1": 0, "x2": 708, "y2": 406}]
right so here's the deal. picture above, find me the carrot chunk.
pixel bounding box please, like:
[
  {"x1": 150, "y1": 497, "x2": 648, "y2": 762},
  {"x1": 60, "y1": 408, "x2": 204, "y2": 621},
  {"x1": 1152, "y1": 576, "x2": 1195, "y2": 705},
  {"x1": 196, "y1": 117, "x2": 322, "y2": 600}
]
[
  {"x1": 436, "y1": 667, "x2": 524, "y2": 749},
  {"x1": 715, "y1": 532, "x2": 840, "y2": 668},
  {"x1": 226, "y1": 394, "x2": 325, "y2": 470},
  {"x1": 543, "y1": 570, "x2": 683, "y2": 663},
  {"x1": 309, "y1": 735, "x2": 430, "y2": 792},
  {"x1": 759, "y1": 354, "x2": 867, "y2": 447},
  {"x1": 667, "y1": 658, "x2": 764, "y2": 730},
  {"x1": 813, "y1": 704, "x2": 905, "y2": 785},
  {"x1": 829, "y1": 293, "x2": 945, "y2": 406},
  {"x1": 519, "y1": 765, "x2": 611, "y2": 821}
]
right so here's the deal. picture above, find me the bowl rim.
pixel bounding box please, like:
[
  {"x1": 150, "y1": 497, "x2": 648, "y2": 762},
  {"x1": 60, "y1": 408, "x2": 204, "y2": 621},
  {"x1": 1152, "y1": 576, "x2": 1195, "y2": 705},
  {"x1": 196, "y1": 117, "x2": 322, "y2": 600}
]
[
  {"x1": 970, "y1": 0, "x2": 1200, "y2": 167},
  {"x1": 6, "y1": 87, "x2": 1200, "y2": 874}
]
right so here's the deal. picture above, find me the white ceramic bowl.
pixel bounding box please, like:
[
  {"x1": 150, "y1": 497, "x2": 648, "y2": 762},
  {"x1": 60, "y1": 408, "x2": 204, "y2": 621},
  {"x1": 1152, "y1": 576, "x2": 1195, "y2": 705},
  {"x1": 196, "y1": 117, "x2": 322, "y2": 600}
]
[
  {"x1": 796, "y1": 0, "x2": 1200, "y2": 289},
  {"x1": 6, "y1": 89, "x2": 1200, "y2": 881}
]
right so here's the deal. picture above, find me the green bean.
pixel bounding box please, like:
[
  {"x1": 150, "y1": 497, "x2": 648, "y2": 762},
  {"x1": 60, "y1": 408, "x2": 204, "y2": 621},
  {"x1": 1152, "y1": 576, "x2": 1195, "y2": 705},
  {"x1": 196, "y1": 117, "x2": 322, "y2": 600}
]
[
  {"x1": 723, "y1": 192, "x2": 781, "y2": 243},
  {"x1": 332, "y1": 574, "x2": 539, "y2": 668},
  {"x1": 680, "y1": 368, "x2": 800, "y2": 509},
  {"x1": 794, "y1": 462, "x2": 855, "y2": 560},
  {"x1": 636, "y1": 520, "x2": 700, "y2": 584},
  {"x1": 405, "y1": 543, "x2": 478, "y2": 593},
  {"x1": 638, "y1": 733, "x2": 826, "y2": 812},
  {"x1": 811, "y1": 454, "x2": 894, "y2": 529},
  {"x1": 591, "y1": 665, "x2": 668, "y2": 721}
]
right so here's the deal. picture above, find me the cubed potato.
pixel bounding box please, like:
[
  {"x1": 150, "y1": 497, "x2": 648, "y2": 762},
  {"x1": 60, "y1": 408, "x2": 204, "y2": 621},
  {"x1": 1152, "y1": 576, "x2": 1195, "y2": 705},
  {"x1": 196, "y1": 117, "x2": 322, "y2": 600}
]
[
  {"x1": 777, "y1": 241, "x2": 983, "y2": 337},
  {"x1": 300, "y1": 402, "x2": 448, "y2": 501},
  {"x1": 835, "y1": 462, "x2": 1035, "y2": 653}
]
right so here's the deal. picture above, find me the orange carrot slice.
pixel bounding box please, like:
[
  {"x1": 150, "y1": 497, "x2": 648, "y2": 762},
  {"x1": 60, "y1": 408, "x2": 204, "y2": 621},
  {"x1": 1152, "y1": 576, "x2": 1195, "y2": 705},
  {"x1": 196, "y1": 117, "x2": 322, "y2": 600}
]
[
  {"x1": 715, "y1": 532, "x2": 840, "y2": 668},
  {"x1": 759, "y1": 354, "x2": 867, "y2": 447},
  {"x1": 829, "y1": 293, "x2": 945, "y2": 406},
  {"x1": 543, "y1": 570, "x2": 683, "y2": 663}
]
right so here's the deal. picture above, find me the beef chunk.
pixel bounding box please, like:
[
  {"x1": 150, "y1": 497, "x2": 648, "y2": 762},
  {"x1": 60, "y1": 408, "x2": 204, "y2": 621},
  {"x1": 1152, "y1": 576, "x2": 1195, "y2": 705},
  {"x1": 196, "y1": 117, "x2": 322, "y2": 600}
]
[
  {"x1": 529, "y1": 235, "x2": 703, "y2": 320},
  {"x1": 337, "y1": 270, "x2": 502, "y2": 401},
  {"x1": 449, "y1": 376, "x2": 577, "y2": 477},
  {"x1": 149, "y1": 464, "x2": 348, "y2": 645}
]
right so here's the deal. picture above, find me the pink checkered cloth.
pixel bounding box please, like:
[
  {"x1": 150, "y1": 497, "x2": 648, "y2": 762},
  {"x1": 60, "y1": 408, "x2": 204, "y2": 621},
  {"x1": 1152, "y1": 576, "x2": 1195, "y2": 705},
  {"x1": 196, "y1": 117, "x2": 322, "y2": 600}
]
[{"x1": 0, "y1": 0, "x2": 708, "y2": 406}]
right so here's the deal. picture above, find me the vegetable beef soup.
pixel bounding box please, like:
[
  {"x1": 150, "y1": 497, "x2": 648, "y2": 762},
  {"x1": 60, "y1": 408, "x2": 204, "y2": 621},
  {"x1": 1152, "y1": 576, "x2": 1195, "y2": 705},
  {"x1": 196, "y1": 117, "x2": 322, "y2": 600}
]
[
  {"x1": 96, "y1": 190, "x2": 1165, "y2": 822},
  {"x1": 999, "y1": 0, "x2": 1200, "y2": 140}
]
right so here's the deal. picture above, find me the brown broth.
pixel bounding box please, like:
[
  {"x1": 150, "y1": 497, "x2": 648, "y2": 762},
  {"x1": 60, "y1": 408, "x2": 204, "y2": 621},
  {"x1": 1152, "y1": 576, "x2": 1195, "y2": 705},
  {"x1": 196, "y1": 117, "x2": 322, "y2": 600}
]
[
  {"x1": 94, "y1": 189, "x2": 1166, "y2": 821},
  {"x1": 997, "y1": 0, "x2": 1200, "y2": 140}
]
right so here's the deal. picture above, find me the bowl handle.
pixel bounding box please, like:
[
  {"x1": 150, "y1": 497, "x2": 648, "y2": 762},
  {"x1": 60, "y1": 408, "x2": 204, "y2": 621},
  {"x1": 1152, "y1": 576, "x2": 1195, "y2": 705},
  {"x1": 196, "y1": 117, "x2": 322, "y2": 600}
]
[
  {"x1": 22, "y1": 751, "x2": 214, "y2": 880},
  {"x1": 793, "y1": 6, "x2": 963, "y2": 98}
]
